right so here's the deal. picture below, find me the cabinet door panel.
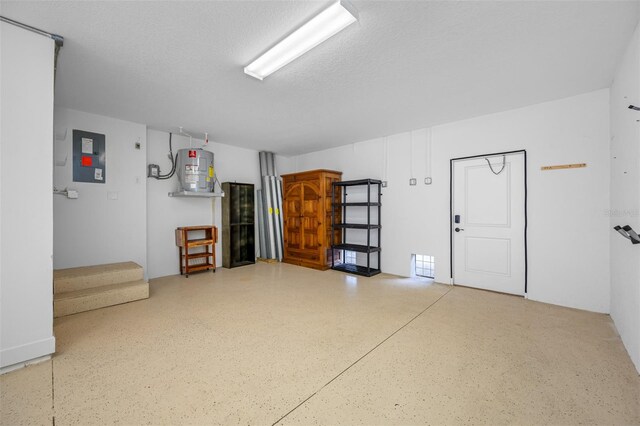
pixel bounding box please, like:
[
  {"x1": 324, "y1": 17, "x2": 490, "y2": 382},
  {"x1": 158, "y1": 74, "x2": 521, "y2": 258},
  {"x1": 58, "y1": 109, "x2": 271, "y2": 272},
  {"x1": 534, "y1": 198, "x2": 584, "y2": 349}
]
[
  {"x1": 284, "y1": 182, "x2": 303, "y2": 251},
  {"x1": 302, "y1": 183, "x2": 321, "y2": 251}
]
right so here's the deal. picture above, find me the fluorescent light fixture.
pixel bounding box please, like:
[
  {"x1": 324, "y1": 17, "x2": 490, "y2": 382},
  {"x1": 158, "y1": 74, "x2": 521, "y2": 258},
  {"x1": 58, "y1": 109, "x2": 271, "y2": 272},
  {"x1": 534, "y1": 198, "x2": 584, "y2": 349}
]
[{"x1": 244, "y1": 1, "x2": 358, "y2": 80}]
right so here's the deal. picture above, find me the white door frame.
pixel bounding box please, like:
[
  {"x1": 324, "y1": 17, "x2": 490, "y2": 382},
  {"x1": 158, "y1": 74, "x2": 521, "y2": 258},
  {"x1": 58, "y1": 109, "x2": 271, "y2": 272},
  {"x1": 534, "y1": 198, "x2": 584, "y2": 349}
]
[{"x1": 449, "y1": 150, "x2": 528, "y2": 294}]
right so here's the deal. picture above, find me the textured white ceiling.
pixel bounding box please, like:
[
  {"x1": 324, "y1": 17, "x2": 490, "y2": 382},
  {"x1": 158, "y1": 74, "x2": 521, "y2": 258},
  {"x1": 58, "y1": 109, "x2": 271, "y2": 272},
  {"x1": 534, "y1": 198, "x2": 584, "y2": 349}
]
[{"x1": 2, "y1": 1, "x2": 639, "y2": 155}]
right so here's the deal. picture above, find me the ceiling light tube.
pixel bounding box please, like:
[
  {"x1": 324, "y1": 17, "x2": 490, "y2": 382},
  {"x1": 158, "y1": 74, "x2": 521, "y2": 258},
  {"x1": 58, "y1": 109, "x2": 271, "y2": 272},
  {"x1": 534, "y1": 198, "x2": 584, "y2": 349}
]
[{"x1": 244, "y1": 1, "x2": 358, "y2": 80}]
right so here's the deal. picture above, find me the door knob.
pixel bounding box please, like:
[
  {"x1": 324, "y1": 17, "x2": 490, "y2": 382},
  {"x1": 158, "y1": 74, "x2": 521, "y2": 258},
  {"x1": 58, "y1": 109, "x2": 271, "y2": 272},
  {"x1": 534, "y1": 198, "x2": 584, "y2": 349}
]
[{"x1": 455, "y1": 227, "x2": 464, "y2": 232}]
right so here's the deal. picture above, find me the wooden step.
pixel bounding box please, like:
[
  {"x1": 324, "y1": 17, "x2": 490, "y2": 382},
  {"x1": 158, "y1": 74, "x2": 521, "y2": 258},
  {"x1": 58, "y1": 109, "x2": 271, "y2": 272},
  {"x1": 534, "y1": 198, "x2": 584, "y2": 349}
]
[
  {"x1": 54, "y1": 262, "x2": 143, "y2": 294},
  {"x1": 54, "y1": 280, "x2": 149, "y2": 318}
]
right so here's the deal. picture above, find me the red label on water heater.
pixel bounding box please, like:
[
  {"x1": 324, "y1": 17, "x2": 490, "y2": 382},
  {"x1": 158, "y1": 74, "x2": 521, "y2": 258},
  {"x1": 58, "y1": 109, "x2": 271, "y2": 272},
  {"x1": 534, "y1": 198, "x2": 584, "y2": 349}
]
[{"x1": 188, "y1": 150, "x2": 197, "y2": 158}]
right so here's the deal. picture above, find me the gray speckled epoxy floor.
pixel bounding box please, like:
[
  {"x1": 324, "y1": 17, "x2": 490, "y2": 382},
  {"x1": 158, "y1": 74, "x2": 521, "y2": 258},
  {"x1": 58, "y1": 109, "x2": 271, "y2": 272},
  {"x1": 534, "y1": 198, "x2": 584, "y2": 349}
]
[{"x1": 1, "y1": 262, "x2": 638, "y2": 425}]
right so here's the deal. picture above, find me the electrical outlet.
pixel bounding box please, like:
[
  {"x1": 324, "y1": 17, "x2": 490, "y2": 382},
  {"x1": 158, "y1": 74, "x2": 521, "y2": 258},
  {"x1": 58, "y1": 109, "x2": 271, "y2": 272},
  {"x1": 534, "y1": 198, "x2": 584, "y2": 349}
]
[
  {"x1": 409, "y1": 178, "x2": 417, "y2": 186},
  {"x1": 424, "y1": 177, "x2": 432, "y2": 185},
  {"x1": 148, "y1": 164, "x2": 160, "y2": 178},
  {"x1": 135, "y1": 142, "x2": 141, "y2": 150},
  {"x1": 382, "y1": 181, "x2": 388, "y2": 187}
]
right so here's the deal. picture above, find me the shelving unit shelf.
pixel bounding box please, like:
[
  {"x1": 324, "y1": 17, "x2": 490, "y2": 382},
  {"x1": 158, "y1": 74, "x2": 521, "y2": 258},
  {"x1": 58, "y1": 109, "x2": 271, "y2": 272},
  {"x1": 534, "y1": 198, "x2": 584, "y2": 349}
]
[
  {"x1": 331, "y1": 179, "x2": 382, "y2": 277},
  {"x1": 175, "y1": 225, "x2": 218, "y2": 277},
  {"x1": 333, "y1": 223, "x2": 381, "y2": 229},
  {"x1": 332, "y1": 243, "x2": 381, "y2": 253}
]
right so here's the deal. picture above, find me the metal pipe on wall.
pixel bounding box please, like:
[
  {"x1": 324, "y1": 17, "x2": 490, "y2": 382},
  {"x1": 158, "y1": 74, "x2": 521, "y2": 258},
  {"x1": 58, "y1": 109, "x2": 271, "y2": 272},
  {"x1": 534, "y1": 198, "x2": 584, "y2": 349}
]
[
  {"x1": 0, "y1": 16, "x2": 64, "y2": 45},
  {"x1": 261, "y1": 176, "x2": 277, "y2": 259},
  {"x1": 274, "y1": 178, "x2": 284, "y2": 260},
  {"x1": 257, "y1": 189, "x2": 267, "y2": 258},
  {"x1": 258, "y1": 152, "x2": 284, "y2": 261}
]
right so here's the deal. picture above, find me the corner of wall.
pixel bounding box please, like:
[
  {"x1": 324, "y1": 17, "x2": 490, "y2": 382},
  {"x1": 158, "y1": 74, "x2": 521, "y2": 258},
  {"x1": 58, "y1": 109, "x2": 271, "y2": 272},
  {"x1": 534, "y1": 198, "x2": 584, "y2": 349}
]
[{"x1": 608, "y1": 19, "x2": 640, "y2": 373}]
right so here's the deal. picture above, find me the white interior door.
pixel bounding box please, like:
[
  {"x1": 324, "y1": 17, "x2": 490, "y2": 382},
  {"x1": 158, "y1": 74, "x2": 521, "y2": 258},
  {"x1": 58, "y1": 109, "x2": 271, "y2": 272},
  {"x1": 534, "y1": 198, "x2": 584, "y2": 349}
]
[{"x1": 452, "y1": 153, "x2": 525, "y2": 295}]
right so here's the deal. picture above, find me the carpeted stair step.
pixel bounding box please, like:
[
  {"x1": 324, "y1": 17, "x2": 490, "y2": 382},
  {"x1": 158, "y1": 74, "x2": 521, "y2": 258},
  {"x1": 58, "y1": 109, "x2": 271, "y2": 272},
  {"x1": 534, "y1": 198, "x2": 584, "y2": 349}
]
[
  {"x1": 54, "y1": 279, "x2": 149, "y2": 318},
  {"x1": 54, "y1": 262, "x2": 143, "y2": 294}
]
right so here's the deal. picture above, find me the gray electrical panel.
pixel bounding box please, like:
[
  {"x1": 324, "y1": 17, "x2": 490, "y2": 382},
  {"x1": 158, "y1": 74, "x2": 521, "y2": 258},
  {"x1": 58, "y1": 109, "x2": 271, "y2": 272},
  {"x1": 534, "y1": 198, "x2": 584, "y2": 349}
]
[{"x1": 73, "y1": 129, "x2": 106, "y2": 184}]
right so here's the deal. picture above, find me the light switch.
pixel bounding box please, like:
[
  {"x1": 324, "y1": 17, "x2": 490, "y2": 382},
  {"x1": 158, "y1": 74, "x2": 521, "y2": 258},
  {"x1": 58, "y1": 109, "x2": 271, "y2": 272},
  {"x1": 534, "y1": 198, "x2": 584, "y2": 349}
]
[{"x1": 107, "y1": 191, "x2": 118, "y2": 200}]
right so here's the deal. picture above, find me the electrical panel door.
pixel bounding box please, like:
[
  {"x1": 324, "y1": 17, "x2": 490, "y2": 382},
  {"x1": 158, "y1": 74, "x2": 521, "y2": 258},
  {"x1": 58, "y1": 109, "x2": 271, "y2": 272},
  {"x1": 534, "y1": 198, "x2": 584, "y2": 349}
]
[{"x1": 73, "y1": 129, "x2": 106, "y2": 184}]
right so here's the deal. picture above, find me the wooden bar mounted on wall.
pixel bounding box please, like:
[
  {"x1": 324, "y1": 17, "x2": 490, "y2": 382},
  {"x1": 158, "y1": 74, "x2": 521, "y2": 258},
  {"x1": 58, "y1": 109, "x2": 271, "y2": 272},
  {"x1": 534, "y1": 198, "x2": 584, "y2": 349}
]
[{"x1": 541, "y1": 163, "x2": 587, "y2": 171}]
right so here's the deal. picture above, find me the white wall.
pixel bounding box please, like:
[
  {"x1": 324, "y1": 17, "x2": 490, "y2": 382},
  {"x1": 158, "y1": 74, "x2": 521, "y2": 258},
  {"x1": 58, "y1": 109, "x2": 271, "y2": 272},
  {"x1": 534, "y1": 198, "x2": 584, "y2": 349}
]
[
  {"x1": 0, "y1": 23, "x2": 56, "y2": 368},
  {"x1": 609, "y1": 22, "x2": 640, "y2": 373},
  {"x1": 146, "y1": 129, "x2": 292, "y2": 279},
  {"x1": 293, "y1": 89, "x2": 611, "y2": 314},
  {"x1": 52, "y1": 112, "x2": 295, "y2": 281},
  {"x1": 52, "y1": 108, "x2": 148, "y2": 275}
]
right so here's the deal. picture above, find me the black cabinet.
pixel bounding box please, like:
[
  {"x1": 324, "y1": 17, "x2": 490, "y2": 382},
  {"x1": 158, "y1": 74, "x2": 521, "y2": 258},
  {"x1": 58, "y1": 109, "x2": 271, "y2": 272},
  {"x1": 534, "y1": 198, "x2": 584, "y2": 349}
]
[
  {"x1": 222, "y1": 182, "x2": 256, "y2": 268},
  {"x1": 331, "y1": 179, "x2": 382, "y2": 277}
]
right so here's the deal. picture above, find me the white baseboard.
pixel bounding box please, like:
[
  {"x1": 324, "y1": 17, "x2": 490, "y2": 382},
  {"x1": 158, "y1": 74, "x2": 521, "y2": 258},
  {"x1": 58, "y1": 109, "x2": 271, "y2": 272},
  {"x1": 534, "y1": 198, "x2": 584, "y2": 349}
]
[
  {"x1": 0, "y1": 336, "x2": 55, "y2": 371},
  {"x1": 0, "y1": 354, "x2": 51, "y2": 375}
]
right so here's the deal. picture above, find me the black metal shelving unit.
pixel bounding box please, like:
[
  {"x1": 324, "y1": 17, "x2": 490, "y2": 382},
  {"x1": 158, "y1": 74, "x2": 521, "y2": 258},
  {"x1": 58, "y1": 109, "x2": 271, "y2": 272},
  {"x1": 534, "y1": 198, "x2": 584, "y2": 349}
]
[
  {"x1": 331, "y1": 179, "x2": 382, "y2": 277},
  {"x1": 221, "y1": 182, "x2": 256, "y2": 268}
]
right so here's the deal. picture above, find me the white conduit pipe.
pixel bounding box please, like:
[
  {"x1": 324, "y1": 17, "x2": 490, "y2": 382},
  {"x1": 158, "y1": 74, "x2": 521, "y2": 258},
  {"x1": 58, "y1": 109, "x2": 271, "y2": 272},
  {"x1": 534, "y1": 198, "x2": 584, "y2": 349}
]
[
  {"x1": 425, "y1": 128, "x2": 433, "y2": 184},
  {"x1": 0, "y1": 16, "x2": 64, "y2": 45}
]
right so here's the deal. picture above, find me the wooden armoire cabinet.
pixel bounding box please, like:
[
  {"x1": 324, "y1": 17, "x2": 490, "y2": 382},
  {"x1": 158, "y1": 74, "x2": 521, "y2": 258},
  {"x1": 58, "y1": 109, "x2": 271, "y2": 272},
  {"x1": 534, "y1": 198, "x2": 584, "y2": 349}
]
[{"x1": 281, "y1": 169, "x2": 342, "y2": 270}]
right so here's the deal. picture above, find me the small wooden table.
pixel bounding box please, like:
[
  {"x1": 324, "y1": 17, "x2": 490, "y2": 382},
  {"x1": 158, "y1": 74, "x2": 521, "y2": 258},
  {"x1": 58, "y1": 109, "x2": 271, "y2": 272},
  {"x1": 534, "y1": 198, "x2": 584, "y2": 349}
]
[{"x1": 175, "y1": 226, "x2": 217, "y2": 277}]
